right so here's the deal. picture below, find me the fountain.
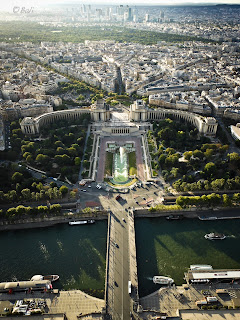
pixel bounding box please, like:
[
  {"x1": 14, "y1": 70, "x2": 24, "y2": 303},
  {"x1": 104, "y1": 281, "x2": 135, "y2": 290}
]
[
  {"x1": 112, "y1": 147, "x2": 129, "y2": 184},
  {"x1": 120, "y1": 146, "x2": 124, "y2": 163}
]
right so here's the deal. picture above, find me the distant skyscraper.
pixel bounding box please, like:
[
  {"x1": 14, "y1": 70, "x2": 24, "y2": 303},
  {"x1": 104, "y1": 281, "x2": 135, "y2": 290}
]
[
  {"x1": 145, "y1": 14, "x2": 150, "y2": 23},
  {"x1": 133, "y1": 14, "x2": 138, "y2": 23},
  {"x1": 127, "y1": 7, "x2": 132, "y2": 21},
  {"x1": 117, "y1": 5, "x2": 124, "y2": 16}
]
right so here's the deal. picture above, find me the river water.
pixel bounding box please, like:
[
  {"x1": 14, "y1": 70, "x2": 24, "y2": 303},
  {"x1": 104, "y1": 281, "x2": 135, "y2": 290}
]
[
  {"x1": 1, "y1": 217, "x2": 240, "y2": 299},
  {"x1": 135, "y1": 217, "x2": 240, "y2": 297},
  {"x1": 0, "y1": 221, "x2": 107, "y2": 293}
]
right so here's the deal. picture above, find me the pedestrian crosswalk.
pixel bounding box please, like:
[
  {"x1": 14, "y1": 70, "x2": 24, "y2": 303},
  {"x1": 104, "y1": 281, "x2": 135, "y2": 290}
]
[{"x1": 228, "y1": 290, "x2": 238, "y2": 299}]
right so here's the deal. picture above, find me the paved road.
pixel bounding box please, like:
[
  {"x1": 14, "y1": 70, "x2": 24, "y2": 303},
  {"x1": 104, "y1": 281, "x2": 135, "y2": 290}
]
[
  {"x1": 78, "y1": 124, "x2": 91, "y2": 181},
  {"x1": 216, "y1": 116, "x2": 240, "y2": 154},
  {"x1": 106, "y1": 198, "x2": 131, "y2": 319}
]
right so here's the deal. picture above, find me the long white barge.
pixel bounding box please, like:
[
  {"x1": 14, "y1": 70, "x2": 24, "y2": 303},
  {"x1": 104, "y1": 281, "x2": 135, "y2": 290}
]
[{"x1": 69, "y1": 220, "x2": 95, "y2": 225}]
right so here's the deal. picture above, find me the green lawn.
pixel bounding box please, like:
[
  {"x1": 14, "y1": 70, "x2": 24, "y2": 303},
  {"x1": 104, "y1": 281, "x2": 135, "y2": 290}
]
[
  {"x1": 128, "y1": 152, "x2": 137, "y2": 176},
  {"x1": 105, "y1": 152, "x2": 113, "y2": 176}
]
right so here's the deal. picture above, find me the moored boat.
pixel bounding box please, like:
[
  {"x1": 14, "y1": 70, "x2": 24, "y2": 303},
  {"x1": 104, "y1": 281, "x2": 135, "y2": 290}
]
[
  {"x1": 31, "y1": 274, "x2": 59, "y2": 282},
  {"x1": 69, "y1": 220, "x2": 95, "y2": 225},
  {"x1": 190, "y1": 264, "x2": 213, "y2": 271},
  {"x1": 69, "y1": 220, "x2": 87, "y2": 225},
  {"x1": 198, "y1": 216, "x2": 217, "y2": 221},
  {"x1": 166, "y1": 215, "x2": 183, "y2": 220},
  {"x1": 153, "y1": 276, "x2": 174, "y2": 285},
  {"x1": 204, "y1": 233, "x2": 226, "y2": 240}
]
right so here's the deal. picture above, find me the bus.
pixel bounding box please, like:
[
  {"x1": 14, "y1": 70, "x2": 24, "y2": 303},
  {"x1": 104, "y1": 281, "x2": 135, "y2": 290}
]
[{"x1": 128, "y1": 281, "x2": 131, "y2": 294}]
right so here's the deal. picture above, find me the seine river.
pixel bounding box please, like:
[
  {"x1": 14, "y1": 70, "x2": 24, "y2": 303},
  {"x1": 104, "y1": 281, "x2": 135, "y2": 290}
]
[
  {"x1": 0, "y1": 221, "x2": 107, "y2": 293},
  {"x1": 1, "y1": 217, "x2": 240, "y2": 298},
  {"x1": 135, "y1": 217, "x2": 240, "y2": 297}
]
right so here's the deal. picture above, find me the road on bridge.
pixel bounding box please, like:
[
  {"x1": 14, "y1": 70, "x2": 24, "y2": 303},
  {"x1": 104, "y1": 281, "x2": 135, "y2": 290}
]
[{"x1": 106, "y1": 197, "x2": 132, "y2": 320}]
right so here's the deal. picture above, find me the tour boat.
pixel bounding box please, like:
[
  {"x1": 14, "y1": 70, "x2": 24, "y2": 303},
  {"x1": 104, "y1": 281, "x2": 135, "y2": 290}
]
[
  {"x1": 69, "y1": 220, "x2": 95, "y2": 225},
  {"x1": 69, "y1": 221, "x2": 87, "y2": 225},
  {"x1": 190, "y1": 264, "x2": 213, "y2": 271},
  {"x1": 204, "y1": 233, "x2": 226, "y2": 240},
  {"x1": 31, "y1": 274, "x2": 59, "y2": 282},
  {"x1": 153, "y1": 276, "x2": 174, "y2": 285}
]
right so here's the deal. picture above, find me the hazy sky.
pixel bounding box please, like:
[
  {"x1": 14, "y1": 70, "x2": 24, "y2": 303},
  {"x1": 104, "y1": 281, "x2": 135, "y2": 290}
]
[{"x1": 1, "y1": 0, "x2": 240, "y2": 12}]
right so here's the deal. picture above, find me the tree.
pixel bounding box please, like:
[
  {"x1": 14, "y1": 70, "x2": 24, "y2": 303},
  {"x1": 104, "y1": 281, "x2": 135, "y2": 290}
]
[
  {"x1": 158, "y1": 127, "x2": 175, "y2": 142},
  {"x1": 207, "y1": 193, "x2": 221, "y2": 206},
  {"x1": 204, "y1": 149, "x2": 214, "y2": 159},
  {"x1": 211, "y1": 178, "x2": 225, "y2": 191},
  {"x1": 158, "y1": 154, "x2": 167, "y2": 165},
  {"x1": 165, "y1": 154, "x2": 179, "y2": 167},
  {"x1": 204, "y1": 162, "x2": 216, "y2": 176},
  {"x1": 222, "y1": 194, "x2": 232, "y2": 207},
  {"x1": 70, "y1": 191, "x2": 77, "y2": 199},
  {"x1": 49, "y1": 204, "x2": 61, "y2": 214},
  {"x1": 56, "y1": 147, "x2": 65, "y2": 155},
  {"x1": 50, "y1": 182, "x2": 57, "y2": 188},
  {"x1": 23, "y1": 152, "x2": 31, "y2": 159},
  {"x1": 77, "y1": 94, "x2": 84, "y2": 101},
  {"x1": 8, "y1": 190, "x2": 18, "y2": 202},
  {"x1": 37, "y1": 205, "x2": 48, "y2": 214},
  {"x1": 61, "y1": 154, "x2": 71, "y2": 165},
  {"x1": 59, "y1": 185, "x2": 68, "y2": 195},
  {"x1": 6, "y1": 207, "x2": 16, "y2": 217},
  {"x1": 176, "y1": 196, "x2": 186, "y2": 207},
  {"x1": 67, "y1": 147, "x2": 77, "y2": 157},
  {"x1": 36, "y1": 154, "x2": 49, "y2": 165},
  {"x1": 16, "y1": 205, "x2": 28, "y2": 215},
  {"x1": 36, "y1": 182, "x2": 43, "y2": 191},
  {"x1": 170, "y1": 167, "x2": 179, "y2": 178},
  {"x1": 26, "y1": 155, "x2": 33, "y2": 164},
  {"x1": 11, "y1": 172, "x2": 23, "y2": 183},
  {"x1": 233, "y1": 193, "x2": 240, "y2": 204},
  {"x1": 75, "y1": 157, "x2": 81, "y2": 166},
  {"x1": 228, "y1": 152, "x2": 240, "y2": 169},
  {"x1": 21, "y1": 188, "x2": 31, "y2": 201},
  {"x1": 192, "y1": 149, "x2": 204, "y2": 159},
  {"x1": 183, "y1": 151, "x2": 192, "y2": 161},
  {"x1": 55, "y1": 140, "x2": 64, "y2": 148}
]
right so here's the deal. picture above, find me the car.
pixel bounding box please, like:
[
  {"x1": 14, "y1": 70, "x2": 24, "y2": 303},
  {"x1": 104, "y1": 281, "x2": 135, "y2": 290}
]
[
  {"x1": 82, "y1": 189, "x2": 86, "y2": 192},
  {"x1": 114, "y1": 281, "x2": 118, "y2": 287},
  {"x1": 114, "y1": 243, "x2": 119, "y2": 248},
  {"x1": 88, "y1": 185, "x2": 91, "y2": 188},
  {"x1": 122, "y1": 218, "x2": 126, "y2": 223}
]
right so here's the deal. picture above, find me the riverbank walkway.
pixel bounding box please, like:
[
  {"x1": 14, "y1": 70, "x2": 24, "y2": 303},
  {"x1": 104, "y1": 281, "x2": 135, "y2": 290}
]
[{"x1": 0, "y1": 290, "x2": 104, "y2": 320}]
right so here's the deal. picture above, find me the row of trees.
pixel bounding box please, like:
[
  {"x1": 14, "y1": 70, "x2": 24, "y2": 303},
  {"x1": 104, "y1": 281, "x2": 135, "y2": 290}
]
[
  {"x1": 0, "y1": 184, "x2": 70, "y2": 204},
  {"x1": 0, "y1": 204, "x2": 62, "y2": 220},
  {"x1": 176, "y1": 193, "x2": 240, "y2": 208},
  {"x1": 173, "y1": 176, "x2": 240, "y2": 193}
]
